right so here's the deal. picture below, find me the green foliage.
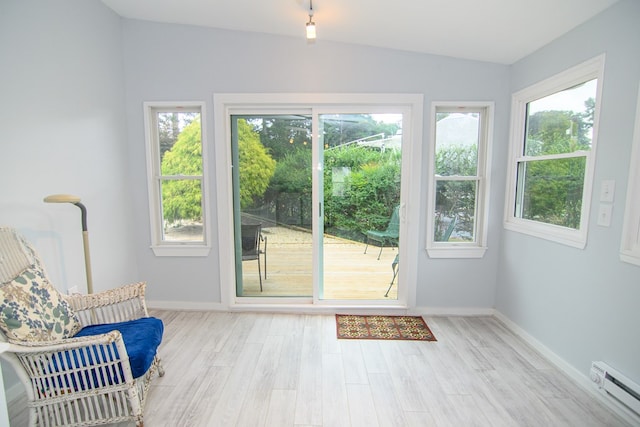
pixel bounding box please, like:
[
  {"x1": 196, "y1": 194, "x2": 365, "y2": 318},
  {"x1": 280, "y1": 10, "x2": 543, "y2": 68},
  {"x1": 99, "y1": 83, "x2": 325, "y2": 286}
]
[
  {"x1": 237, "y1": 119, "x2": 277, "y2": 209},
  {"x1": 434, "y1": 144, "x2": 478, "y2": 241},
  {"x1": 324, "y1": 147, "x2": 401, "y2": 238},
  {"x1": 161, "y1": 119, "x2": 203, "y2": 224},
  {"x1": 255, "y1": 117, "x2": 312, "y2": 159},
  {"x1": 520, "y1": 105, "x2": 594, "y2": 229},
  {"x1": 242, "y1": 114, "x2": 401, "y2": 239},
  {"x1": 520, "y1": 157, "x2": 585, "y2": 229},
  {"x1": 435, "y1": 144, "x2": 477, "y2": 176},
  {"x1": 269, "y1": 147, "x2": 312, "y2": 196},
  {"x1": 526, "y1": 109, "x2": 591, "y2": 156},
  {"x1": 157, "y1": 112, "x2": 198, "y2": 159}
]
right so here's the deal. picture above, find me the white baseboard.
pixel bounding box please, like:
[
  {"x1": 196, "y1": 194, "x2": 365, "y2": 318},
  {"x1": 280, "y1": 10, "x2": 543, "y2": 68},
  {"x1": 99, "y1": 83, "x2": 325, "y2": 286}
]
[
  {"x1": 494, "y1": 311, "x2": 640, "y2": 427},
  {"x1": 413, "y1": 306, "x2": 496, "y2": 316},
  {"x1": 147, "y1": 300, "x2": 227, "y2": 311},
  {"x1": 147, "y1": 301, "x2": 497, "y2": 317}
]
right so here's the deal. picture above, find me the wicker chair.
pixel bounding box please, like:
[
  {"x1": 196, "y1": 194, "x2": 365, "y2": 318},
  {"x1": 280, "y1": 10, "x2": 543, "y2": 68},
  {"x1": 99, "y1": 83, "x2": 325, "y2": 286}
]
[{"x1": 0, "y1": 227, "x2": 164, "y2": 427}]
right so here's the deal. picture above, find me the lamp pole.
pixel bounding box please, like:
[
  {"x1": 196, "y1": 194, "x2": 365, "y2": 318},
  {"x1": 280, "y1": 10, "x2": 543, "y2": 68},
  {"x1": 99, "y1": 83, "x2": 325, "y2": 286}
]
[{"x1": 43, "y1": 194, "x2": 93, "y2": 294}]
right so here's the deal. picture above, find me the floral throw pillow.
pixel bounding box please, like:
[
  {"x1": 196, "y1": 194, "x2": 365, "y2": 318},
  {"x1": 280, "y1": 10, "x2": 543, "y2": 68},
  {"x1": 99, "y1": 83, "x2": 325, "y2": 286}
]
[{"x1": 0, "y1": 266, "x2": 81, "y2": 342}]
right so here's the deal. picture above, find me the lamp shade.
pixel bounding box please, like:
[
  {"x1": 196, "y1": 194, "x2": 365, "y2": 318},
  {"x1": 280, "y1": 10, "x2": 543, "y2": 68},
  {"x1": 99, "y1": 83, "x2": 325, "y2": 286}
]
[
  {"x1": 306, "y1": 21, "x2": 316, "y2": 40},
  {"x1": 43, "y1": 194, "x2": 81, "y2": 204}
]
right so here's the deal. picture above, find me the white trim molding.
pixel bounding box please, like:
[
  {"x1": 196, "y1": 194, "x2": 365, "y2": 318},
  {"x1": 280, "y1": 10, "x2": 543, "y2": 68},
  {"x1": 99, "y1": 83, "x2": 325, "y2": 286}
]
[
  {"x1": 620, "y1": 86, "x2": 640, "y2": 266},
  {"x1": 503, "y1": 55, "x2": 605, "y2": 249},
  {"x1": 213, "y1": 93, "x2": 424, "y2": 310},
  {"x1": 143, "y1": 101, "x2": 212, "y2": 257},
  {"x1": 426, "y1": 101, "x2": 494, "y2": 259}
]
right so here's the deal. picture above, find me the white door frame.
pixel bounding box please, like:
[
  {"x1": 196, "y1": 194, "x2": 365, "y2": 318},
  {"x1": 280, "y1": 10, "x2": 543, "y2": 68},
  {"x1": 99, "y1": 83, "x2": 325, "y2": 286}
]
[{"x1": 213, "y1": 93, "x2": 424, "y2": 312}]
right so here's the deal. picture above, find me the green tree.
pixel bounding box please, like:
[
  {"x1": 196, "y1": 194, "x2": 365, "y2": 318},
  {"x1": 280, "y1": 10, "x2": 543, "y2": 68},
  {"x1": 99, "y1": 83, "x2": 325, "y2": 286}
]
[
  {"x1": 161, "y1": 119, "x2": 203, "y2": 224},
  {"x1": 520, "y1": 105, "x2": 594, "y2": 228},
  {"x1": 157, "y1": 112, "x2": 198, "y2": 158},
  {"x1": 255, "y1": 117, "x2": 312, "y2": 159},
  {"x1": 237, "y1": 119, "x2": 277, "y2": 209},
  {"x1": 241, "y1": 114, "x2": 401, "y2": 236},
  {"x1": 434, "y1": 144, "x2": 478, "y2": 240},
  {"x1": 324, "y1": 146, "x2": 401, "y2": 238}
]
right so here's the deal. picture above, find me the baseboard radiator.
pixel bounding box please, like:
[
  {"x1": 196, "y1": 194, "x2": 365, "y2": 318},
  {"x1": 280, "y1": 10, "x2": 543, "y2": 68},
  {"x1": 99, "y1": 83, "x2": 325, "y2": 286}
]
[{"x1": 590, "y1": 361, "x2": 640, "y2": 422}]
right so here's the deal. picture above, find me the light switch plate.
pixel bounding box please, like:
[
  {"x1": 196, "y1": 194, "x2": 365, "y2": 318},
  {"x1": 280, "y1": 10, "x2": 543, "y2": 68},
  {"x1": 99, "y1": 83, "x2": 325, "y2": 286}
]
[
  {"x1": 600, "y1": 180, "x2": 615, "y2": 202},
  {"x1": 597, "y1": 204, "x2": 613, "y2": 227}
]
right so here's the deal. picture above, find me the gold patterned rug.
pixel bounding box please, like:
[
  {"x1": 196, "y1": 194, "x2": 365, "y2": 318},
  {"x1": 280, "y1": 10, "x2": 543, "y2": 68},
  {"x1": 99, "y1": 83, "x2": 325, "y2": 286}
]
[{"x1": 335, "y1": 315, "x2": 436, "y2": 341}]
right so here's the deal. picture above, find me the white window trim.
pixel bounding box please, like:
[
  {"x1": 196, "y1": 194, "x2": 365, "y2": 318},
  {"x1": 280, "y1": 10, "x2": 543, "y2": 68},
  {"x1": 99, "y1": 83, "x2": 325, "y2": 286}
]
[
  {"x1": 426, "y1": 102, "x2": 494, "y2": 259},
  {"x1": 143, "y1": 101, "x2": 212, "y2": 257},
  {"x1": 503, "y1": 55, "x2": 605, "y2": 249},
  {"x1": 620, "y1": 86, "x2": 640, "y2": 266}
]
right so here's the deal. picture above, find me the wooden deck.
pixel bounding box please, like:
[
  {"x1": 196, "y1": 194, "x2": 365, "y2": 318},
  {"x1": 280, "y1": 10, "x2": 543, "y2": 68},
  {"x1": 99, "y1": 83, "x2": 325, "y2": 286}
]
[{"x1": 240, "y1": 226, "x2": 399, "y2": 300}]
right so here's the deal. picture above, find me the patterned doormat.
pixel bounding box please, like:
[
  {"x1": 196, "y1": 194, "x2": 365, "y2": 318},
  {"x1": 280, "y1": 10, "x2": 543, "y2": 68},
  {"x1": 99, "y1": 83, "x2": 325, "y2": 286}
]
[{"x1": 336, "y1": 315, "x2": 436, "y2": 341}]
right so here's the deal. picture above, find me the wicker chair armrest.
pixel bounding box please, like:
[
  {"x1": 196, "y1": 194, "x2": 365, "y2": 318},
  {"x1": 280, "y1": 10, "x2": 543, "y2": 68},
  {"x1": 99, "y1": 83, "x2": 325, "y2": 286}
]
[
  {"x1": 4, "y1": 331, "x2": 137, "y2": 401},
  {"x1": 5, "y1": 330, "x2": 123, "y2": 353},
  {"x1": 64, "y1": 282, "x2": 149, "y2": 326}
]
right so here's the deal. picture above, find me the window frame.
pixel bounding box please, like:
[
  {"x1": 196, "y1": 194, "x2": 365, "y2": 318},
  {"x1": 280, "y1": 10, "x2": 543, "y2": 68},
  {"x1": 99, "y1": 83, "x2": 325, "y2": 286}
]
[
  {"x1": 503, "y1": 55, "x2": 605, "y2": 249},
  {"x1": 426, "y1": 102, "x2": 494, "y2": 258},
  {"x1": 620, "y1": 85, "x2": 640, "y2": 266},
  {"x1": 143, "y1": 101, "x2": 211, "y2": 256}
]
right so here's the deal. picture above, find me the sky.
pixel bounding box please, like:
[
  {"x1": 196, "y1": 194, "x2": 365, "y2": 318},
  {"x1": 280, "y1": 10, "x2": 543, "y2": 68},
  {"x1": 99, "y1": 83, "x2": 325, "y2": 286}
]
[{"x1": 528, "y1": 79, "x2": 597, "y2": 114}]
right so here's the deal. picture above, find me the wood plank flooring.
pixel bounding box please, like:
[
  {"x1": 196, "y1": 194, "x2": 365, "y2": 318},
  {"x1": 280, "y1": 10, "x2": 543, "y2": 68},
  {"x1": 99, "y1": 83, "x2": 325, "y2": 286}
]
[
  {"x1": 8, "y1": 311, "x2": 631, "y2": 426},
  {"x1": 240, "y1": 226, "x2": 399, "y2": 299}
]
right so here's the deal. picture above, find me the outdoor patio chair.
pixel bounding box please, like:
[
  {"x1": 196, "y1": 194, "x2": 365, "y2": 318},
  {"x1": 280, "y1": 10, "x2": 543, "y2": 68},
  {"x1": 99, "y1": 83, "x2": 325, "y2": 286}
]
[
  {"x1": 384, "y1": 254, "x2": 400, "y2": 297},
  {"x1": 384, "y1": 215, "x2": 458, "y2": 297},
  {"x1": 364, "y1": 205, "x2": 400, "y2": 260},
  {"x1": 0, "y1": 227, "x2": 164, "y2": 427},
  {"x1": 241, "y1": 223, "x2": 267, "y2": 291}
]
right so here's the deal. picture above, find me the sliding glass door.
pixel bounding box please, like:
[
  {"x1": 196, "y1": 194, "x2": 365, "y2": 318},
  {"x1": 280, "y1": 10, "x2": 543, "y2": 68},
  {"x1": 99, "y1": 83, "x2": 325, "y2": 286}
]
[
  {"x1": 224, "y1": 98, "x2": 414, "y2": 305},
  {"x1": 318, "y1": 113, "x2": 403, "y2": 300},
  {"x1": 232, "y1": 114, "x2": 314, "y2": 297}
]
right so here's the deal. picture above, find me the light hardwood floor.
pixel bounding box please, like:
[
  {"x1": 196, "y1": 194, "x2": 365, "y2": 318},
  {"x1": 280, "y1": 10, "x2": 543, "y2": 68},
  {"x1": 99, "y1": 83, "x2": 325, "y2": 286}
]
[{"x1": 9, "y1": 311, "x2": 631, "y2": 426}]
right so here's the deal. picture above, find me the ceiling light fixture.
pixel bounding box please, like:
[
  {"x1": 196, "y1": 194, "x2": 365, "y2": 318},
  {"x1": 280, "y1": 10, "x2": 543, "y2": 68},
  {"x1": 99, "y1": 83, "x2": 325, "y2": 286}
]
[{"x1": 305, "y1": 0, "x2": 316, "y2": 41}]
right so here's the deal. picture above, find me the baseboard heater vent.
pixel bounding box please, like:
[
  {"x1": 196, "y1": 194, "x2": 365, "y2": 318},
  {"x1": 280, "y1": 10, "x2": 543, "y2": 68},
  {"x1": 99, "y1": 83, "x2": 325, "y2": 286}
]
[{"x1": 590, "y1": 361, "x2": 640, "y2": 421}]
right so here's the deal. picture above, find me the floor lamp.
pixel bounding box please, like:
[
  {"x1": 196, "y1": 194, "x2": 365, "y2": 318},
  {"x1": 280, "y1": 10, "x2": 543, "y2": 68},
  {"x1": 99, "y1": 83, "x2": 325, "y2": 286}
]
[{"x1": 43, "y1": 194, "x2": 93, "y2": 294}]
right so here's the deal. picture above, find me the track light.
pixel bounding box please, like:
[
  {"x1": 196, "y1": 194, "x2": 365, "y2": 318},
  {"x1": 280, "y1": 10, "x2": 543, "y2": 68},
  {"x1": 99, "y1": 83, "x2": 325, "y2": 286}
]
[{"x1": 306, "y1": 0, "x2": 316, "y2": 41}]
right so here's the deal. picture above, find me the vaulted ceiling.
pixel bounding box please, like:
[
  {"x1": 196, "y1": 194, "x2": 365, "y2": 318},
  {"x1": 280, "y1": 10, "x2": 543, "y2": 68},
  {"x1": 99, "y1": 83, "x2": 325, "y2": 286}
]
[{"x1": 101, "y1": 0, "x2": 619, "y2": 64}]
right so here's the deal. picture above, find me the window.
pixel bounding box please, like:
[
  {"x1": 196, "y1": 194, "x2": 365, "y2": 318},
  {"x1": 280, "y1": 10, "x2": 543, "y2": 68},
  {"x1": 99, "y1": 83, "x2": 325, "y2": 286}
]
[
  {"x1": 504, "y1": 56, "x2": 604, "y2": 248},
  {"x1": 143, "y1": 102, "x2": 211, "y2": 256},
  {"x1": 620, "y1": 86, "x2": 640, "y2": 266},
  {"x1": 426, "y1": 102, "x2": 493, "y2": 258}
]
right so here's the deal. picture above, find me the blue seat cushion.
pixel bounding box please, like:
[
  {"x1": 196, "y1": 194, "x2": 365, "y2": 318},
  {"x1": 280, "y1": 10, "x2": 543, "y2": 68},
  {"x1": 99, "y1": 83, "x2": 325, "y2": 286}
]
[{"x1": 75, "y1": 317, "x2": 163, "y2": 378}]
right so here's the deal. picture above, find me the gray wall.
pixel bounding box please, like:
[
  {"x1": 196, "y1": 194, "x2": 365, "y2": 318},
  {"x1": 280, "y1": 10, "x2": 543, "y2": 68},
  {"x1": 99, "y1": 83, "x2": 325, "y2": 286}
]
[
  {"x1": 496, "y1": 0, "x2": 640, "y2": 384},
  {"x1": 0, "y1": 0, "x2": 140, "y2": 393},
  {"x1": 121, "y1": 20, "x2": 511, "y2": 307},
  {"x1": 0, "y1": 0, "x2": 139, "y2": 291}
]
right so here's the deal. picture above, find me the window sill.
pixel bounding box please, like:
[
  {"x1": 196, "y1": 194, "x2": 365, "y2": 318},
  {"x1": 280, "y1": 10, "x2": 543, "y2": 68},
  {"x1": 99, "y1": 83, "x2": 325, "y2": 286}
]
[
  {"x1": 150, "y1": 245, "x2": 211, "y2": 257},
  {"x1": 620, "y1": 250, "x2": 640, "y2": 267},
  {"x1": 503, "y1": 219, "x2": 586, "y2": 249},
  {"x1": 426, "y1": 246, "x2": 487, "y2": 259}
]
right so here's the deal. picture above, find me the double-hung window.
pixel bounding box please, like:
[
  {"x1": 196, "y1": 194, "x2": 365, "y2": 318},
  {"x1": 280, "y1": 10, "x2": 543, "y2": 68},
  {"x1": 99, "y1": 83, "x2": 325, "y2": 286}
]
[
  {"x1": 426, "y1": 102, "x2": 493, "y2": 258},
  {"x1": 504, "y1": 56, "x2": 604, "y2": 248},
  {"x1": 143, "y1": 102, "x2": 211, "y2": 256}
]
